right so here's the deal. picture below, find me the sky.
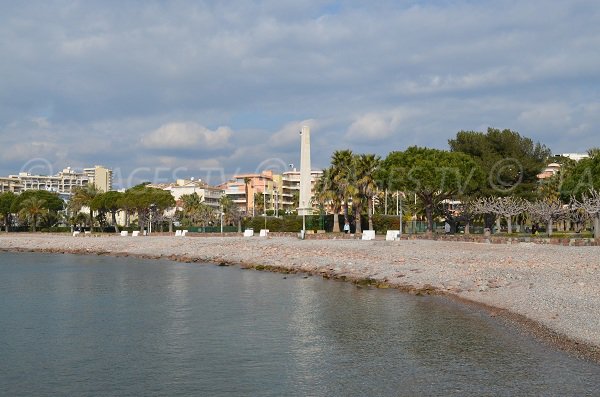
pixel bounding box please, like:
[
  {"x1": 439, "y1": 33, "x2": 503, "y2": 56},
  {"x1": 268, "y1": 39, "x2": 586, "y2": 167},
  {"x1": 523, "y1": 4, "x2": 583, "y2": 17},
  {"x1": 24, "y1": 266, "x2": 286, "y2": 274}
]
[{"x1": 1, "y1": 0, "x2": 599, "y2": 188}]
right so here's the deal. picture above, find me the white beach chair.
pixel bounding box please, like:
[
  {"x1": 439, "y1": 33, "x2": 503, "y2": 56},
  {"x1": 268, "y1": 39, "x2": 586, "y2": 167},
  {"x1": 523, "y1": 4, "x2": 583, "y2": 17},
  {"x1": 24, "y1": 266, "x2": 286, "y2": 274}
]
[
  {"x1": 175, "y1": 230, "x2": 182, "y2": 236},
  {"x1": 120, "y1": 231, "x2": 128, "y2": 237},
  {"x1": 72, "y1": 231, "x2": 80, "y2": 237},
  {"x1": 244, "y1": 229, "x2": 254, "y2": 237},
  {"x1": 259, "y1": 229, "x2": 269, "y2": 237},
  {"x1": 132, "y1": 231, "x2": 140, "y2": 237},
  {"x1": 182, "y1": 230, "x2": 188, "y2": 237}
]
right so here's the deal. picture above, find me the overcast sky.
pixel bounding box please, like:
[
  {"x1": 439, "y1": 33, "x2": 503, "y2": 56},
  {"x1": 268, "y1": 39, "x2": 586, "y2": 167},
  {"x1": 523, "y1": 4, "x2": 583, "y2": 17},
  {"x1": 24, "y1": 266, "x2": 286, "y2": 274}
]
[{"x1": 1, "y1": 0, "x2": 599, "y2": 187}]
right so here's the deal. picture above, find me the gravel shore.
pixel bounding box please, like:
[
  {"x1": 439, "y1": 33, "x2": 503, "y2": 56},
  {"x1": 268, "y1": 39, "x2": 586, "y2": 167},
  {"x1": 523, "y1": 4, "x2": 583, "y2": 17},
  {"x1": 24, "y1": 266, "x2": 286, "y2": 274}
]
[{"x1": 2, "y1": 233, "x2": 599, "y2": 360}]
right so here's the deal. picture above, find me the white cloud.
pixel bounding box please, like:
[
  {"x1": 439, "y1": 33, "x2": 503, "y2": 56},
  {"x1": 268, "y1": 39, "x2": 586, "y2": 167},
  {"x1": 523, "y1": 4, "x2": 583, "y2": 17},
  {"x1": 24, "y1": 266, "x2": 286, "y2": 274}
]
[
  {"x1": 1, "y1": 1, "x2": 600, "y2": 179},
  {"x1": 141, "y1": 122, "x2": 232, "y2": 150},
  {"x1": 518, "y1": 103, "x2": 572, "y2": 129},
  {"x1": 345, "y1": 108, "x2": 422, "y2": 142},
  {"x1": 269, "y1": 119, "x2": 319, "y2": 148}
]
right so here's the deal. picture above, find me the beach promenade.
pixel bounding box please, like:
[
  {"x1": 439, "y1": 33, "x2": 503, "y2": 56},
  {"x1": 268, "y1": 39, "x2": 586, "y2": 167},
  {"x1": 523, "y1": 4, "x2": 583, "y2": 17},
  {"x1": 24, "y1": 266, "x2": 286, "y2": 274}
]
[{"x1": 2, "y1": 234, "x2": 599, "y2": 360}]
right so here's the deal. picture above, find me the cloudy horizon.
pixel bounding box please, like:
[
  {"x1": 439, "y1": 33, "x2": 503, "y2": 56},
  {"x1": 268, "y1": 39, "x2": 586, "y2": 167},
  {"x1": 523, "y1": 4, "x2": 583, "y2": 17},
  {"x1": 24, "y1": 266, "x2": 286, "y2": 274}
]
[{"x1": 1, "y1": 1, "x2": 599, "y2": 188}]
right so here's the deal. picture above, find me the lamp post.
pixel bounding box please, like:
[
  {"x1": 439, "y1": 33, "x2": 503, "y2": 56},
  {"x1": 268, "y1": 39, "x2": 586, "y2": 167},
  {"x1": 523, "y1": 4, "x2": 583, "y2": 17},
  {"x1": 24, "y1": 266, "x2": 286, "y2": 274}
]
[
  {"x1": 263, "y1": 187, "x2": 267, "y2": 230},
  {"x1": 220, "y1": 211, "x2": 224, "y2": 234},
  {"x1": 399, "y1": 194, "x2": 403, "y2": 237}
]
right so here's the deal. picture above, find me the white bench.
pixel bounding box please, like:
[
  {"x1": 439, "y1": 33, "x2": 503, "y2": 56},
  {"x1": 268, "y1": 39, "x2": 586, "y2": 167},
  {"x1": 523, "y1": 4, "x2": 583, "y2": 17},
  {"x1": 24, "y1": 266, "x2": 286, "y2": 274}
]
[
  {"x1": 361, "y1": 230, "x2": 376, "y2": 240},
  {"x1": 244, "y1": 229, "x2": 254, "y2": 237},
  {"x1": 182, "y1": 230, "x2": 188, "y2": 236},
  {"x1": 386, "y1": 230, "x2": 400, "y2": 241},
  {"x1": 132, "y1": 231, "x2": 140, "y2": 237},
  {"x1": 120, "y1": 231, "x2": 128, "y2": 237},
  {"x1": 259, "y1": 229, "x2": 269, "y2": 237},
  {"x1": 175, "y1": 230, "x2": 182, "y2": 236},
  {"x1": 72, "y1": 231, "x2": 80, "y2": 237}
]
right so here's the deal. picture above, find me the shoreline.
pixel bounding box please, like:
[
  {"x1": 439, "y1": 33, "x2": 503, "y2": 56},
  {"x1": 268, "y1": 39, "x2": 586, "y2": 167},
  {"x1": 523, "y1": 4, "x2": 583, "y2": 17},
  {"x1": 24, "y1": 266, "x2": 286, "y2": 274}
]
[{"x1": 1, "y1": 233, "x2": 600, "y2": 363}]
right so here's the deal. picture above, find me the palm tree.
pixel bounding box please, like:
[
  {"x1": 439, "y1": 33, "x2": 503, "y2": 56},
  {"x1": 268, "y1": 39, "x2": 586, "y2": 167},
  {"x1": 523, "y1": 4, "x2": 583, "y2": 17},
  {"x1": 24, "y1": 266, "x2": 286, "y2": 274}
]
[
  {"x1": 330, "y1": 150, "x2": 356, "y2": 228},
  {"x1": 70, "y1": 185, "x2": 99, "y2": 231},
  {"x1": 180, "y1": 193, "x2": 202, "y2": 226},
  {"x1": 243, "y1": 177, "x2": 252, "y2": 215},
  {"x1": 314, "y1": 167, "x2": 343, "y2": 232},
  {"x1": 356, "y1": 153, "x2": 381, "y2": 231},
  {"x1": 19, "y1": 196, "x2": 47, "y2": 232}
]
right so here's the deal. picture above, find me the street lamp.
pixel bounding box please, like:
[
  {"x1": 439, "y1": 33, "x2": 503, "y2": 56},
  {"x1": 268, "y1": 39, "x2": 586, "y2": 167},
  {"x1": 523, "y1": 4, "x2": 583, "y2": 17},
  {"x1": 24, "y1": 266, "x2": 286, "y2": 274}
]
[{"x1": 220, "y1": 211, "x2": 224, "y2": 234}]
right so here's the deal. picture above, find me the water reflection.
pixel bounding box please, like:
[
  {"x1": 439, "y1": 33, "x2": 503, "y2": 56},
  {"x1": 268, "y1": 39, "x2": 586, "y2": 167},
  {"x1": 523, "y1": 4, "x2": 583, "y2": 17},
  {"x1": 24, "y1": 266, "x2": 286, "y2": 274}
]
[{"x1": 1, "y1": 252, "x2": 599, "y2": 396}]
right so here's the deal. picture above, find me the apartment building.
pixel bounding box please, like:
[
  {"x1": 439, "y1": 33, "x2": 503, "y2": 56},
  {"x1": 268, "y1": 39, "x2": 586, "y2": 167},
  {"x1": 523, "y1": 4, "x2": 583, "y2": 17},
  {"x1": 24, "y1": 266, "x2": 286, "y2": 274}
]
[
  {"x1": 84, "y1": 165, "x2": 113, "y2": 192},
  {"x1": 149, "y1": 179, "x2": 223, "y2": 210},
  {"x1": 220, "y1": 169, "x2": 323, "y2": 215},
  {"x1": 0, "y1": 165, "x2": 113, "y2": 195}
]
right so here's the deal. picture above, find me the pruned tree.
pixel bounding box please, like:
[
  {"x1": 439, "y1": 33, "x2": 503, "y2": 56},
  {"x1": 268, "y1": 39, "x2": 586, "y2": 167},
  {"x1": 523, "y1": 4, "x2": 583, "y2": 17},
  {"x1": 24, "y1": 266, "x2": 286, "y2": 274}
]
[
  {"x1": 572, "y1": 189, "x2": 600, "y2": 239},
  {"x1": 527, "y1": 199, "x2": 567, "y2": 237},
  {"x1": 493, "y1": 196, "x2": 527, "y2": 233},
  {"x1": 566, "y1": 198, "x2": 590, "y2": 233},
  {"x1": 472, "y1": 197, "x2": 499, "y2": 232}
]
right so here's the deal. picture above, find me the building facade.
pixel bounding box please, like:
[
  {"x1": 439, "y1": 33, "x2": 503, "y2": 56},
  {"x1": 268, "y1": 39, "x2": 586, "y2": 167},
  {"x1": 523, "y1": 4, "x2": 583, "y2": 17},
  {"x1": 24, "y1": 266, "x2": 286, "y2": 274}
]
[
  {"x1": 220, "y1": 169, "x2": 323, "y2": 215},
  {"x1": 84, "y1": 165, "x2": 113, "y2": 192},
  {"x1": 149, "y1": 179, "x2": 223, "y2": 210},
  {"x1": 0, "y1": 166, "x2": 113, "y2": 195}
]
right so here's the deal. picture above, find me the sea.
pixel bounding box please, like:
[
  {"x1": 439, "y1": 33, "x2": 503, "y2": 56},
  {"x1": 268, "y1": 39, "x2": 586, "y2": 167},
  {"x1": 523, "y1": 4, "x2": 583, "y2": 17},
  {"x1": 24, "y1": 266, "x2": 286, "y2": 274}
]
[{"x1": 1, "y1": 251, "x2": 599, "y2": 396}]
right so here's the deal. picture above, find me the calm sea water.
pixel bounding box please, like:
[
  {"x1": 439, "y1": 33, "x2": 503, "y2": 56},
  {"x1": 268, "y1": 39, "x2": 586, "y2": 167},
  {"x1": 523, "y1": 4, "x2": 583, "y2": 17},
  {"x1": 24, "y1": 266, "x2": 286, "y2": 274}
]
[{"x1": 1, "y1": 252, "x2": 599, "y2": 396}]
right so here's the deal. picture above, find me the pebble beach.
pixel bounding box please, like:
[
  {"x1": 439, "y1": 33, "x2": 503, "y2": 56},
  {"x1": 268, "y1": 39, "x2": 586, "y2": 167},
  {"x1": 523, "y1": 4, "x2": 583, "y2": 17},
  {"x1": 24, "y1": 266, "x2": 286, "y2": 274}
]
[{"x1": 2, "y1": 233, "x2": 600, "y2": 361}]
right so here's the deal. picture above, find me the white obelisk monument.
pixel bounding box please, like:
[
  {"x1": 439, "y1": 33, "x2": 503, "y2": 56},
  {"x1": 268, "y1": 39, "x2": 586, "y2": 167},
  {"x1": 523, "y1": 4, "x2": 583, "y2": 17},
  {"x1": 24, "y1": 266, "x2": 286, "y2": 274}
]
[{"x1": 298, "y1": 125, "x2": 313, "y2": 236}]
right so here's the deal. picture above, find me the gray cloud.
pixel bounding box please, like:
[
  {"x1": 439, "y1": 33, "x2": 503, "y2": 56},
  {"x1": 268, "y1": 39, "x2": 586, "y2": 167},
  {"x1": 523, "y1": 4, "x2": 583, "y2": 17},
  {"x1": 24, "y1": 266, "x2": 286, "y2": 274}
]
[{"x1": 1, "y1": 0, "x2": 599, "y2": 187}]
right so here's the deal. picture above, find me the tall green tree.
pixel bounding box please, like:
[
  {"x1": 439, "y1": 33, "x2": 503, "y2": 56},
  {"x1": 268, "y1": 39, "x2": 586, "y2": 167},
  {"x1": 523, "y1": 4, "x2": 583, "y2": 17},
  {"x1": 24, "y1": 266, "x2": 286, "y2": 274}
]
[
  {"x1": 355, "y1": 153, "x2": 381, "y2": 231},
  {"x1": 313, "y1": 167, "x2": 343, "y2": 232},
  {"x1": 560, "y1": 152, "x2": 600, "y2": 200},
  {"x1": 243, "y1": 177, "x2": 252, "y2": 215},
  {"x1": 11, "y1": 190, "x2": 64, "y2": 213},
  {"x1": 18, "y1": 196, "x2": 47, "y2": 232},
  {"x1": 91, "y1": 191, "x2": 123, "y2": 232},
  {"x1": 125, "y1": 185, "x2": 175, "y2": 232},
  {"x1": 0, "y1": 192, "x2": 17, "y2": 232},
  {"x1": 69, "y1": 185, "x2": 100, "y2": 231},
  {"x1": 449, "y1": 128, "x2": 551, "y2": 200},
  {"x1": 330, "y1": 149, "x2": 356, "y2": 227},
  {"x1": 380, "y1": 146, "x2": 483, "y2": 232},
  {"x1": 220, "y1": 194, "x2": 242, "y2": 231}
]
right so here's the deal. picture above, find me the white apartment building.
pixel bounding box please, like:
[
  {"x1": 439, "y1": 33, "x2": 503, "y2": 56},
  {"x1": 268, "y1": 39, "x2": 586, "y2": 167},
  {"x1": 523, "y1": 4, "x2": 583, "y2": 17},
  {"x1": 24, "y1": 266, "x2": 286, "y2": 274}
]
[
  {"x1": 84, "y1": 165, "x2": 113, "y2": 192},
  {"x1": 0, "y1": 165, "x2": 113, "y2": 195},
  {"x1": 281, "y1": 169, "x2": 323, "y2": 211},
  {"x1": 149, "y1": 179, "x2": 223, "y2": 210}
]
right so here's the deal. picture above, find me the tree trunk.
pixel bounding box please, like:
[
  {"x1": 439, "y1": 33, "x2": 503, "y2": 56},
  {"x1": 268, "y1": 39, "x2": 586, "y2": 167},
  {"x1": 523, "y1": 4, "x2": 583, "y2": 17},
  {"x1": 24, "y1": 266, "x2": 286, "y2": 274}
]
[
  {"x1": 112, "y1": 211, "x2": 120, "y2": 233},
  {"x1": 594, "y1": 214, "x2": 600, "y2": 240},
  {"x1": 548, "y1": 219, "x2": 553, "y2": 237},
  {"x1": 169, "y1": 218, "x2": 173, "y2": 233},
  {"x1": 343, "y1": 202, "x2": 349, "y2": 225},
  {"x1": 425, "y1": 205, "x2": 434, "y2": 233},
  {"x1": 90, "y1": 210, "x2": 94, "y2": 232},
  {"x1": 333, "y1": 213, "x2": 340, "y2": 233},
  {"x1": 354, "y1": 206, "x2": 362, "y2": 234},
  {"x1": 495, "y1": 218, "x2": 501, "y2": 234},
  {"x1": 464, "y1": 221, "x2": 470, "y2": 235},
  {"x1": 32, "y1": 215, "x2": 37, "y2": 233},
  {"x1": 507, "y1": 217, "x2": 512, "y2": 234}
]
